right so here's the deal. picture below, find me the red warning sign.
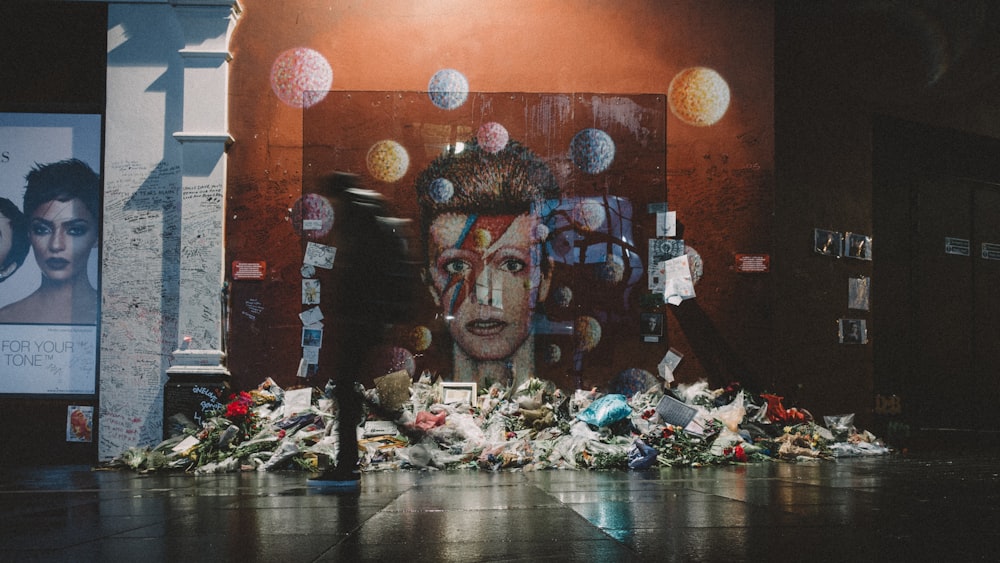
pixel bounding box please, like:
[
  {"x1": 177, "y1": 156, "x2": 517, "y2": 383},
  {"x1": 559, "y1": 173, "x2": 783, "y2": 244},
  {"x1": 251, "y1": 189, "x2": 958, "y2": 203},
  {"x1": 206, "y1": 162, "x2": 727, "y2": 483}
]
[
  {"x1": 735, "y1": 254, "x2": 770, "y2": 273},
  {"x1": 232, "y1": 261, "x2": 267, "y2": 280}
]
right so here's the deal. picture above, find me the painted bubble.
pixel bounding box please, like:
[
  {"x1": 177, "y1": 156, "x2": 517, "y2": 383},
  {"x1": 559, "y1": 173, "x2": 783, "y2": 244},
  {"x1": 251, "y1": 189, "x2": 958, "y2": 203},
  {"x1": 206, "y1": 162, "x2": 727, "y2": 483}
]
[
  {"x1": 612, "y1": 368, "x2": 658, "y2": 398},
  {"x1": 570, "y1": 128, "x2": 615, "y2": 174},
  {"x1": 427, "y1": 69, "x2": 469, "y2": 110},
  {"x1": 476, "y1": 122, "x2": 509, "y2": 153},
  {"x1": 551, "y1": 286, "x2": 573, "y2": 308},
  {"x1": 379, "y1": 346, "x2": 416, "y2": 377},
  {"x1": 595, "y1": 254, "x2": 625, "y2": 285},
  {"x1": 409, "y1": 326, "x2": 433, "y2": 352},
  {"x1": 573, "y1": 315, "x2": 602, "y2": 352},
  {"x1": 290, "y1": 193, "x2": 334, "y2": 240},
  {"x1": 429, "y1": 177, "x2": 455, "y2": 203},
  {"x1": 572, "y1": 199, "x2": 607, "y2": 232},
  {"x1": 668, "y1": 66, "x2": 731, "y2": 126},
  {"x1": 686, "y1": 245, "x2": 704, "y2": 285},
  {"x1": 270, "y1": 47, "x2": 333, "y2": 108},
  {"x1": 367, "y1": 139, "x2": 410, "y2": 183}
]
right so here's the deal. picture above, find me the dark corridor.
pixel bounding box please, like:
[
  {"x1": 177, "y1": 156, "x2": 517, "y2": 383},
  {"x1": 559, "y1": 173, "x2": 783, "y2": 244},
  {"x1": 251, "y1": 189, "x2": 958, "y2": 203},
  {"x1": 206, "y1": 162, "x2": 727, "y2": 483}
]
[{"x1": 874, "y1": 117, "x2": 1000, "y2": 431}]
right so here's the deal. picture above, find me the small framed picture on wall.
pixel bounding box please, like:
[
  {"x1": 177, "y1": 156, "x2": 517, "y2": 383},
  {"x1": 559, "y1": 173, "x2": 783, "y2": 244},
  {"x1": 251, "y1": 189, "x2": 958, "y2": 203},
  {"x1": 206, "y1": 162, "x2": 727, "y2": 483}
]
[
  {"x1": 838, "y1": 318, "x2": 868, "y2": 344},
  {"x1": 844, "y1": 232, "x2": 872, "y2": 260},
  {"x1": 814, "y1": 228, "x2": 843, "y2": 257},
  {"x1": 640, "y1": 312, "x2": 664, "y2": 343}
]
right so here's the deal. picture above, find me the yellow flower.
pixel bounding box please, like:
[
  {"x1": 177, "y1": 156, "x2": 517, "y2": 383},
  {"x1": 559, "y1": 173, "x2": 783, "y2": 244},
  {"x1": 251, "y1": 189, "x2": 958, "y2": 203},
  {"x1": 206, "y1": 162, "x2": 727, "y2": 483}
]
[{"x1": 783, "y1": 426, "x2": 792, "y2": 434}]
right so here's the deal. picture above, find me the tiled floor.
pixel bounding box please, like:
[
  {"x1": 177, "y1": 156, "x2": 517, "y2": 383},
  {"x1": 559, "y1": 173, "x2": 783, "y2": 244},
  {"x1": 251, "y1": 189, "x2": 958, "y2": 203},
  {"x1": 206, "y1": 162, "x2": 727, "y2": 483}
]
[{"x1": 1, "y1": 449, "x2": 997, "y2": 562}]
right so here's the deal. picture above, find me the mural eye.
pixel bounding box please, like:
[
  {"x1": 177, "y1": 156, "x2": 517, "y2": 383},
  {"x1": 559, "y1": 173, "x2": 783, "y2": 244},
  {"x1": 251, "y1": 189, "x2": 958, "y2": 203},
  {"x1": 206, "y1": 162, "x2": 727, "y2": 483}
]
[
  {"x1": 500, "y1": 258, "x2": 526, "y2": 273},
  {"x1": 443, "y1": 258, "x2": 472, "y2": 276}
]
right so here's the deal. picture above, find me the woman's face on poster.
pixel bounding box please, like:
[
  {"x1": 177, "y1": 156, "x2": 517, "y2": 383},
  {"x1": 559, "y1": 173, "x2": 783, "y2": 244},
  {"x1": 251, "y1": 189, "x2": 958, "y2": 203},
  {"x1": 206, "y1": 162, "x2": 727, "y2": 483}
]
[
  {"x1": 427, "y1": 211, "x2": 550, "y2": 362},
  {"x1": 0, "y1": 214, "x2": 12, "y2": 269},
  {"x1": 29, "y1": 197, "x2": 97, "y2": 283}
]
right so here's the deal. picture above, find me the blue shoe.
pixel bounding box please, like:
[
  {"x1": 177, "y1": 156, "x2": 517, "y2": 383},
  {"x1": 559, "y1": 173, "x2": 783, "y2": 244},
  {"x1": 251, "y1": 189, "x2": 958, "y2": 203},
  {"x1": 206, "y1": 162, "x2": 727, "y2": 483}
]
[{"x1": 308, "y1": 469, "x2": 360, "y2": 488}]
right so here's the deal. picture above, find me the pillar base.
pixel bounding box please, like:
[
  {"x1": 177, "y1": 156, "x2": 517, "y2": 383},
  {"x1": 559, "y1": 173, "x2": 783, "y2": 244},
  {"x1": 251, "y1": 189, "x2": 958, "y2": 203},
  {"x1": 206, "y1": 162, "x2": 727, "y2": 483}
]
[{"x1": 164, "y1": 349, "x2": 231, "y2": 438}]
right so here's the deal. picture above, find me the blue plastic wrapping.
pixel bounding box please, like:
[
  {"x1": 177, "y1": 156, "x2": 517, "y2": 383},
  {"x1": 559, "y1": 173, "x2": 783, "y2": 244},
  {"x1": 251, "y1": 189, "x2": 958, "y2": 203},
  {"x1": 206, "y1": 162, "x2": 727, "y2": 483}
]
[{"x1": 576, "y1": 394, "x2": 632, "y2": 427}]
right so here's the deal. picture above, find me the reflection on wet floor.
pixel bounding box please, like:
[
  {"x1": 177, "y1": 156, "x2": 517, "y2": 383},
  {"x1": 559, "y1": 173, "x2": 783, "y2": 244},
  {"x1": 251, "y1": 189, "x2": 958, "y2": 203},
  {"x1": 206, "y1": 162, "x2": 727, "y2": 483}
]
[{"x1": 1, "y1": 450, "x2": 997, "y2": 561}]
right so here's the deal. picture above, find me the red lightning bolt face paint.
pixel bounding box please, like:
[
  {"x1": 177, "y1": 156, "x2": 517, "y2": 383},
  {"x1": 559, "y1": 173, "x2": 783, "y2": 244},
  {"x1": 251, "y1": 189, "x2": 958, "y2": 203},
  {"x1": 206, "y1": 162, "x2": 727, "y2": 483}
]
[{"x1": 427, "y1": 212, "x2": 548, "y2": 363}]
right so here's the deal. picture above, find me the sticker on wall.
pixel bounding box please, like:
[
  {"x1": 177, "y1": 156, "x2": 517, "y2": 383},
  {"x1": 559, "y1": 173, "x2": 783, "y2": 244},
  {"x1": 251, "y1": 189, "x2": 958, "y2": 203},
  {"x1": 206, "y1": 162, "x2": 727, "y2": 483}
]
[
  {"x1": 983, "y1": 242, "x2": 1000, "y2": 260},
  {"x1": 366, "y1": 139, "x2": 410, "y2": 182},
  {"x1": 668, "y1": 66, "x2": 730, "y2": 126},
  {"x1": 427, "y1": 68, "x2": 469, "y2": 110},
  {"x1": 944, "y1": 237, "x2": 970, "y2": 256},
  {"x1": 270, "y1": 47, "x2": 333, "y2": 108},
  {"x1": 570, "y1": 128, "x2": 616, "y2": 174}
]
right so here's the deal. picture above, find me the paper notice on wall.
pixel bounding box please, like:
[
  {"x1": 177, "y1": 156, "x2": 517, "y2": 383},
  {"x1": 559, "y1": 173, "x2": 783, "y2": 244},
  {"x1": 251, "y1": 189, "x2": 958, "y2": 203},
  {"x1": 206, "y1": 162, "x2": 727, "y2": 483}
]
[
  {"x1": 302, "y1": 279, "x2": 321, "y2": 305},
  {"x1": 66, "y1": 405, "x2": 94, "y2": 442},
  {"x1": 299, "y1": 306, "x2": 324, "y2": 326},
  {"x1": 304, "y1": 242, "x2": 336, "y2": 269},
  {"x1": 658, "y1": 348, "x2": 683, "y2": 383},
  {"x1": 661, "y1": 255, "x2": 695, "y2": 305},
  {"x1": 656, "y1": 211, "x2": 677, "y2": 237}
]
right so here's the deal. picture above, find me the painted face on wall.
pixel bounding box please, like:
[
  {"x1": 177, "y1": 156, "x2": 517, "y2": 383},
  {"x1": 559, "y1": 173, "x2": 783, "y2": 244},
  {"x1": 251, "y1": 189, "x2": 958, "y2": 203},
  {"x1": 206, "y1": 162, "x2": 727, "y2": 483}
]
[
  {"x1": 29, "y1": 198, "x2": 98, "y2": 284},
  {"x1": 427, "y1": 211, "x2": 550, "y2": 362}
]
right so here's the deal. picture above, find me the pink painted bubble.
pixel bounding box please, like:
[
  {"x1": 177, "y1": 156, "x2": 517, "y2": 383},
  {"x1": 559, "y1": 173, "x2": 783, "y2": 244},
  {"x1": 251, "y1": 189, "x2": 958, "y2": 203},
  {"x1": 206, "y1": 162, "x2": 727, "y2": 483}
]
[
  {"x1": 476, "y1": 122, "x2": 509, "y2": 154},
  {"x1": 270, "y1": 47, "x2": 333, "y2": 108}
]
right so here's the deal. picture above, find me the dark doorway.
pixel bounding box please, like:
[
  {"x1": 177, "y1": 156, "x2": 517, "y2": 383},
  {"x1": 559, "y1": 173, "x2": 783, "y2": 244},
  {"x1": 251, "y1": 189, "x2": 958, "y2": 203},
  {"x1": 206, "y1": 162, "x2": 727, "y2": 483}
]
[{"x1": 874, "y1": 117, "x2": 1000, "y2": 430}]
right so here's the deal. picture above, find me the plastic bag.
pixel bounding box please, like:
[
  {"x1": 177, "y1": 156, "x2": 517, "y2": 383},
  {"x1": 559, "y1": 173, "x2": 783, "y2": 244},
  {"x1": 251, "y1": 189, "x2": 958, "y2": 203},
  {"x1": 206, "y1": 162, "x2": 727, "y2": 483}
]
[
  {"x1": 627, "y1": 439, "x2": 659, "y2": 469},
  {"x1": 576, "y1": 394, "x2": 632, "y2": 427},
  {"x1": 823, "y1": 413, "x2": 855, "y2": 442},
  {"x1": 710, "y1": 391, "x2": 746, "y2": 432}
]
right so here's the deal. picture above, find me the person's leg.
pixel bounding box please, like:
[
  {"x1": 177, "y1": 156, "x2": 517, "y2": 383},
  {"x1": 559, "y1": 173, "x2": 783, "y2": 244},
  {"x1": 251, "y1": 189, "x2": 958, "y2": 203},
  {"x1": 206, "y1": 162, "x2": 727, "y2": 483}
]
[{"x1": 309, "y1": 319, "x2": 382, "y2": 485}]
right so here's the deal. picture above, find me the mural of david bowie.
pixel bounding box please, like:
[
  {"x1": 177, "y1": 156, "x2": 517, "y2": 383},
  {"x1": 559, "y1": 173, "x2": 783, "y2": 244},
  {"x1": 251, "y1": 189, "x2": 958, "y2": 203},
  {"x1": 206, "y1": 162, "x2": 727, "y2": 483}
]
[{"x1": 414, "y1": 138, "x2": 559, "y2": 390}]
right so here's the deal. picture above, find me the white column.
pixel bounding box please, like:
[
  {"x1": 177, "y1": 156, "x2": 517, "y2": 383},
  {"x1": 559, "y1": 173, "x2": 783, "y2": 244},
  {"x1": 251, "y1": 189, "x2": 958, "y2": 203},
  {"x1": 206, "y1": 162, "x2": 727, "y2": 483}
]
[{"x1": 167, "y1": 0, "x2": 241, "y2": 376}]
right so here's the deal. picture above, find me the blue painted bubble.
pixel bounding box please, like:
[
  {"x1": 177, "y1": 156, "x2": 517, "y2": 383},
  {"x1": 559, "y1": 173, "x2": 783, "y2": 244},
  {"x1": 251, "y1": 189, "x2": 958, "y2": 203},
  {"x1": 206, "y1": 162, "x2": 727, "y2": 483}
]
[
  {"x1": 570, "y1": 128, "x2": 615, "y2": 174},
  {"x1": 427, "y1": 69, "x2": 469, "y2": 110},
  {"x1": 429, "y1": 177, "x2": 455, "y2": 203}
]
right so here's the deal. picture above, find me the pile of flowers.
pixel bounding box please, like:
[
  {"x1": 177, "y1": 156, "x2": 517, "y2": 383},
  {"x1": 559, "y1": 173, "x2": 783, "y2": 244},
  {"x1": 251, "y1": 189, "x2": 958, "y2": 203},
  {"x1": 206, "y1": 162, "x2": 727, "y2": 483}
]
[{"x1": 107, "y1": 375, "x2": 889, "y2": 474}]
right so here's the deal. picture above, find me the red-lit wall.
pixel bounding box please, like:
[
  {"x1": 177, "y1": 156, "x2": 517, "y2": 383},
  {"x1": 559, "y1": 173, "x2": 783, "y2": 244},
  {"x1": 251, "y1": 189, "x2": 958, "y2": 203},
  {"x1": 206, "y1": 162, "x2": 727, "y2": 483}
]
[{"x1": 225, "y1": 1, "x2": 774, "y2": 393}]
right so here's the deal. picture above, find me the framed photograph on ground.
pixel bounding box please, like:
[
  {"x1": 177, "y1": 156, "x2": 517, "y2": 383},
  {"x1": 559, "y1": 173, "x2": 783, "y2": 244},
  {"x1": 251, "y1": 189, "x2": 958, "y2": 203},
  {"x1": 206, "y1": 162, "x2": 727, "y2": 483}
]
[{"x1": 441, "y1": 382, "x2": 477, "y2": 405}]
